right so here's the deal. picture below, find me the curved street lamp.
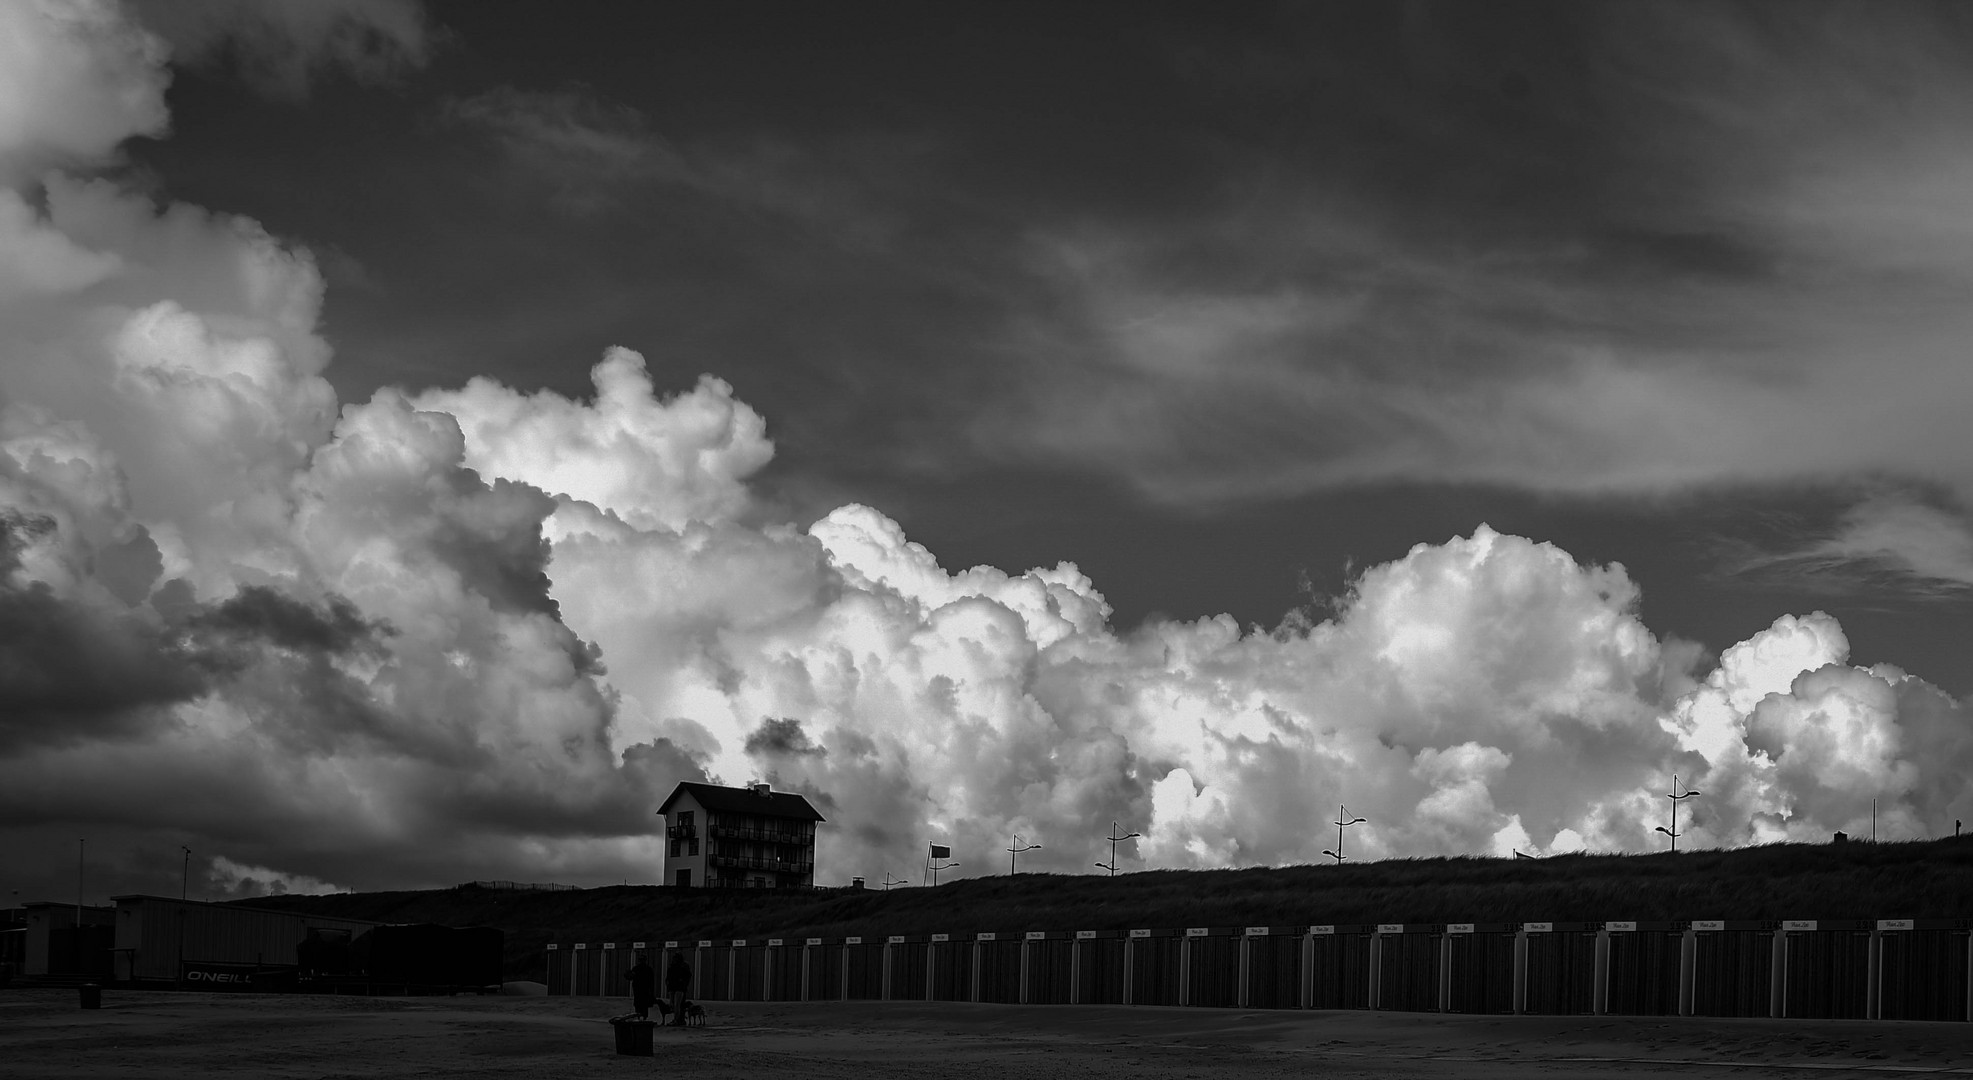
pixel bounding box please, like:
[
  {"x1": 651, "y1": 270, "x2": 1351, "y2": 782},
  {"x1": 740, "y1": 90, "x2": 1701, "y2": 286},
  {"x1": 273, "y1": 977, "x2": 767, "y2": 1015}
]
[
  {"x1": 1325, "y1": 805, "x2": 1367, "y2": 864},
  {"x1": 881, "y1": 873, "x2": 908, "y2": 891},
  {"x1": 1007, "y1": 834, "x2": 1041, "y2": 875},
  {"x1": 1094, "y1": 822, "x2": 1140, "y2": 876},
  {"x1": 1655, "y1": 774, "x2": 1702, "y2": 852}
]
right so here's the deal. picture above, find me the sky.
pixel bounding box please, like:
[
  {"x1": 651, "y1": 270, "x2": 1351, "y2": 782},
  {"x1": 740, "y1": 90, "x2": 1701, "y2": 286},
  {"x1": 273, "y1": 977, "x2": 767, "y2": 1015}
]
[{"x1": 3, "y1": 0, "x2": 1972, "y2": 905}]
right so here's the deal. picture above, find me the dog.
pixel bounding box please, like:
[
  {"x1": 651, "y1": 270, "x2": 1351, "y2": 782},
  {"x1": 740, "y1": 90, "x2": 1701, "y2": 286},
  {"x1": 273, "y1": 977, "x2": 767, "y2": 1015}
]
[{"x1": 683, "y1": 1001, "x2": 705, "y2": 1027}]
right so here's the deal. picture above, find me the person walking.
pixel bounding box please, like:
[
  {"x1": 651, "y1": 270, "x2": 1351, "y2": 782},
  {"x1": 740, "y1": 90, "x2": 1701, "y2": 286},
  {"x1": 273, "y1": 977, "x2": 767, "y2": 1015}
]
[
  {"x1": 665, "y1": 950, "x2": 692, "y2": 1026},
  {"x1": 625, "y1": 951, "x2": 656, "y2": 1021}
]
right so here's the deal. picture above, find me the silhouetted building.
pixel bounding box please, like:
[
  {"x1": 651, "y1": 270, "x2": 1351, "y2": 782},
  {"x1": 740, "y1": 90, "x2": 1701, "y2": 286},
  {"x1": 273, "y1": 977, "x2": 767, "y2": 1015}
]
[{"x1": 658, "y1": 782, "x2": 823, "y2": 888}]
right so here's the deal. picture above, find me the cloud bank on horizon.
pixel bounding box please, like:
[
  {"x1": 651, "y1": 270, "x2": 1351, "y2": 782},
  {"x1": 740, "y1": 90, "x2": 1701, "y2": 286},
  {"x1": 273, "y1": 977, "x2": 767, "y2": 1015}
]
[{"x1": 1, "y1": 1, "x2": 1969, "y2": 901}]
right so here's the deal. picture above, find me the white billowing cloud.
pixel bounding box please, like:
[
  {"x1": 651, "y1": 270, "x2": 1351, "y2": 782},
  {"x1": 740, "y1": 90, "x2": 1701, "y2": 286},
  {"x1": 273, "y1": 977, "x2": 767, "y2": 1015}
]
[
  {"x1": 0, "y1": 0, "x2": 168, "y2": 183},
  {"x1": 412, "y1": 349, "x2": 774, "y2": 534},
  {"x1": 0, "y1": 0, "x2": 663, "y2": 900},
  {"x1": 208, "y1": 855, "x2": 346, "y2": 898}
]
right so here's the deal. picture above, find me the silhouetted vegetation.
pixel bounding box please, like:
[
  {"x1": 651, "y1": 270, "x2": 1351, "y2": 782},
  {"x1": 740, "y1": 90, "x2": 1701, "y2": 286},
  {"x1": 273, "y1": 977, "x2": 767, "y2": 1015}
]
[{"x1": 238, "y1": 837, "x2": 1973, "y2": 980}]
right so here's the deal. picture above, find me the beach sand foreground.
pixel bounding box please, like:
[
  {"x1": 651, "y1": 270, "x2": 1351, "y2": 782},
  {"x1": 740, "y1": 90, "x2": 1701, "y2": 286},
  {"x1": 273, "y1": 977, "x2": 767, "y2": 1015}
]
[{"x1": 4, "y1": 988, "x2": 1972, "y2": 1078}]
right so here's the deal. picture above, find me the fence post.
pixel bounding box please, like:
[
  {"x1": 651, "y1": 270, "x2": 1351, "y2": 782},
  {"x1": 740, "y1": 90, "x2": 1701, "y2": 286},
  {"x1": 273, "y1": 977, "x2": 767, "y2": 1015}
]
[
  {"x1": 927, "y1": 934, "x2": 944, "y2": 1002},
  {"x1": 841, "y1": 938, "x2": 854, "y2": 1001},
  {"x1": 1592, "y1": 928, "x2": 1610, "y2": 1015},
  {"x1": 1301, "y1": 930, "x2": 1314, "y2": 1010},
  {"x1": 1769, "y1": 927, "x2": 1787, "y2": 1019},
  {"x1": 1964, "y1": 929, "x2": 1972, "y2": 1024},
  {"x1": 1368, "y1": 929, "x2": 1384, "y2": 1010},
  {"x1": 1122, "y1": 933, "x2": 1136, "y2": 1006},
  {"x1": 1439, "y1": 930, "x2": 1453, "y2": 1013},
  {"x1": 1179, "y1": 929, "x2": 1198, "y2": 1007},
  {"x1": 802, "y1": 938, "x2": 815, "y2": 1002},
  {"x1": 729, "y1": 942, "x2": 739, "y2": 1002},
  {"x1": 882, "y1": 937, "x2": 894, "y2": 1001},
  {"x1": 1677, "y1": 927, "x2": 1695, "y2": 1017},
  {"x1": 1237, "y1": 931, "x2": 1251, "y2": 1009},
  {"x1": 1511, "y1": 929, "x2": 1528, "y2": 1014},
  {"x1": 971, "y1": 937, "x2": 982, "y2": 1003}
]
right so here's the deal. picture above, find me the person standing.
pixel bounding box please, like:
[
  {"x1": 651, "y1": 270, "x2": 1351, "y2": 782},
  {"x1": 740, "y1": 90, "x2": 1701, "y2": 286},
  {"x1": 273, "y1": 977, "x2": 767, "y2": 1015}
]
[
  {"x1": 665, "y1": 950, "x2": 692, "y2": 1026},
  {"x1": 625, "y1": 951, "x2": 656, "y2": 1021}
]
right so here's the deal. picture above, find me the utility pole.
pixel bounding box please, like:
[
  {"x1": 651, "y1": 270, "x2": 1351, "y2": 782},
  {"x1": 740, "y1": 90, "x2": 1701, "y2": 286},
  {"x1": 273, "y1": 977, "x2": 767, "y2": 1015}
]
[{"x1": 1094, "y1": 821, "x2": 1140, "y2": 876}]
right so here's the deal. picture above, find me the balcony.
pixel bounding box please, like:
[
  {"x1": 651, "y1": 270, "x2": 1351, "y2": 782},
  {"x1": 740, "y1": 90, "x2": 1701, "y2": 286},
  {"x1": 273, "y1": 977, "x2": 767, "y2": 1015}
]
[
  {"x1": 706, "y1": 854, "x2": 814, "y2": 875},
  {"x1": 665, "y1": 826, "x2": 694, "y2": 840},
  {"x1": 709, "y1": 823, "x2": 812, "y2": 845}
]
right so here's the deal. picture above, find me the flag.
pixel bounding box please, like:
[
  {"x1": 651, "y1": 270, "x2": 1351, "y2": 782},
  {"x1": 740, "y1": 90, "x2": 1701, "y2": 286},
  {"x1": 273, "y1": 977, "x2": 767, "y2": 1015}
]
[{"x1": 928, "y1": 844, "x2": 950, "y2": 859}]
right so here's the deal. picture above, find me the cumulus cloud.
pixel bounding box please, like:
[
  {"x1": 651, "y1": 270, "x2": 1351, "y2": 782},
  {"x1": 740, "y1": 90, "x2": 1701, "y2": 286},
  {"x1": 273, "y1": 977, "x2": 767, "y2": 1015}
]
[{"x1": 5, "y1": 0, "x2": 1972, "y2": 908}]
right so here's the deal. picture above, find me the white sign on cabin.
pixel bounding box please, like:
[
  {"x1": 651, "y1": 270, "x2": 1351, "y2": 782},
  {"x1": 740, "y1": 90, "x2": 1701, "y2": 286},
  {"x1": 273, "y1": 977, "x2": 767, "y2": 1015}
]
[
  {"x1": 1691, "y1": 921, "x2": 1724, "y2": 932},
  {"x1": 1377, "y1": 924, "x2": 1404, "y2": 934},
  {"x1": 806, "y1": 938, "x2": 823, "y2": 946},
  {"x1": 1244, "y1": 926, "x2": 1269, "y2": 937},
  {"x1": 697, "y1": 940, "x2": 712, "y2": 948},
  {"x1": 1447, "y1": 923, "x2": 1475, "y2": 934},
  {"x1": 1185, "y1": 927, "x2": 1210, "y2": 937},
  {"x1": 1310, "y1": 925, "x2": 1335, "y2": 935},
  {"x1": 1605, "y1": 922, "x2": 1637, "y2": 932},
  {"x1": 1523, "y1": 922, "x2": 1552, "y2": 933},
  {"x1": 888, "y1": 936, "x2": 906, "y2": 944},
  {"x1": 769, "y1": 939, "x2": 784, "y2": 946},
  {"x1": 931, "y1": 934, "x2": 950, "y2": 942},
  {"x1": 1076, "y1": 930, "x2": 1097, "y2": 940},
  {"x1": 1878, "y1": 919, "x2": 1914, "y2": 931},
  {"x1": 977, "y1": 932, "x2": 996, "y2": 941},
  {"x1": 1026, "y1": 932, "x2": 1047, "y2": 941},
  {"x1": 1129, "y1": 929, "x2": 1152, "y2": 938},
  {"x1": 733, "y1": 939, "x2": 746, "y2": 947},
  {"x1": 845, "y1": 936, "x2": 862, "y2": 945}
]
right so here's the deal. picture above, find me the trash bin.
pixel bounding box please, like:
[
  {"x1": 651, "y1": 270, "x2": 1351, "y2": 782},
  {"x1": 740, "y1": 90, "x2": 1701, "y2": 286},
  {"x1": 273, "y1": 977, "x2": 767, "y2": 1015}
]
[
  {"x1": 79, "y1": 984, "x2": 102, "y2": 1010},
  {"x1": 611, "y1": 1017, "x2": 655, "y2": 1056}
]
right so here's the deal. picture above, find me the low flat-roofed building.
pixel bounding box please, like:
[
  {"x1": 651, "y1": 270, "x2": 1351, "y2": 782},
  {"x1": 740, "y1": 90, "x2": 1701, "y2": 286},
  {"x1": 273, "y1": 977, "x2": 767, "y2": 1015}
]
[{"x1": 108, "y1": 895, "x2": 381, "y2": 984}]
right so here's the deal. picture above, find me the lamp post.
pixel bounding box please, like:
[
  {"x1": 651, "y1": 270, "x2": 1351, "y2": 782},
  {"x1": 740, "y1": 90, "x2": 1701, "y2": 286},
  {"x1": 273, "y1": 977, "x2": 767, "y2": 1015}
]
[
  {"x1": 1094, "y1": 822, "x2": 1140, "y2": 876},
  {"x1": 881, "y1": 873, "x2": 908, "y2": 891},
  {"x1": 929, "y1": 859, "x2": 958, "y2": 885},
  {"x1": 1655, "y1": 774, "x2": 1702, "y2": 852},
  {"x1": 1323, "y1": 805, "x2": 1366, "y2": 864},
  {"x1": 181, "y1": 846, "x2": 192, "y2": 901},
  {"x1": 1006, "y1": 834, "x2": 1041, "y2": 875},
  {"x1": 76, "y1": 839, "x2": 85, "y2": 925}
]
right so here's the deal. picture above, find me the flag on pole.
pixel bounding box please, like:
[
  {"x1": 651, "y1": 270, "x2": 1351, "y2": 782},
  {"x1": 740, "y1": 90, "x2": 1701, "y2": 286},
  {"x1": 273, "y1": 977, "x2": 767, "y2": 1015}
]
[{"x1": 928, "y1": 844, "x2": 951, "y2": 859}]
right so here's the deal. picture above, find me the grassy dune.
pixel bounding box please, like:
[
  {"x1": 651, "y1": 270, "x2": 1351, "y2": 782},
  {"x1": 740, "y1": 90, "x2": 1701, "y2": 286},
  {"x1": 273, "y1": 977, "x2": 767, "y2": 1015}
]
[{"x1": 241, "y1": 837, "x2": 1973, "y2": 980}]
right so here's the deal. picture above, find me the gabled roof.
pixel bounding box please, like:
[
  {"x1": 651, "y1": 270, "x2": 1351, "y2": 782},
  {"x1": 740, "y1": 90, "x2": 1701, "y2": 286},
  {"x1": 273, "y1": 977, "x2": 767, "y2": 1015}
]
[{"x1": 657, "y1": 782, "x2": 825, "y2": 822}]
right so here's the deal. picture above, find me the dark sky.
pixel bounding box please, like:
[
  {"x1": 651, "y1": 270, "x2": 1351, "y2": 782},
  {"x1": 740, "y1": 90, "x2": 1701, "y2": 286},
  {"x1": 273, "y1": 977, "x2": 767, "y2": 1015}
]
[
  {"x1": 8, "y1": 0, "x2": 1973, "y2": 904},
  {"x1": 132, "y1": 1, "x2": 1973, "y2": 689}
]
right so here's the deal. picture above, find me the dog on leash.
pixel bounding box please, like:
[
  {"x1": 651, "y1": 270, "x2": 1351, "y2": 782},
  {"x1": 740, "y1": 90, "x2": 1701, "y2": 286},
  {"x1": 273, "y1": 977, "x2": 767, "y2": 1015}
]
[{"x1": 683, "y1": 1001, "x2": 705, "y2": 1027}]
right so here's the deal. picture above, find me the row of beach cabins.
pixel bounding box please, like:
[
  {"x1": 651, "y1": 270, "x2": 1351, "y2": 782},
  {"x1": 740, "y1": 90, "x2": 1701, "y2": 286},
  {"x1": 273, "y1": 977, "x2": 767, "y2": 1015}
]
[{"x1": 549, "y1": 917, "x2": 1971, "y2": 1023}]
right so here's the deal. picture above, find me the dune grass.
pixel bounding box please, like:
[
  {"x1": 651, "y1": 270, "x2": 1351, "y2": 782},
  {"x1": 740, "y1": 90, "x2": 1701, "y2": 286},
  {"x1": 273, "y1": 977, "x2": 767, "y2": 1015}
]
[{"x1": 240, "y1": 836, "x2": 1973, "y2": 980}]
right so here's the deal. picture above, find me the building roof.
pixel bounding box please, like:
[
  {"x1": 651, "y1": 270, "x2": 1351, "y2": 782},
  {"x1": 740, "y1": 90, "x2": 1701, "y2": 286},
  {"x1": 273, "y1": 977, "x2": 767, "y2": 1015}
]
[{"x1": 657, "y1": 782, "x2": 825, "y2": 822}]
